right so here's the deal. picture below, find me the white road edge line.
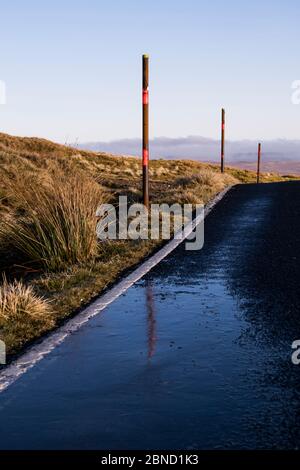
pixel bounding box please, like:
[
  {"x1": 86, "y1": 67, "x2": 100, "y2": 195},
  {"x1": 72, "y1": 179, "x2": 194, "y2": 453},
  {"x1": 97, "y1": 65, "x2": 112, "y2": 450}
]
[{"x1": 0, "y1": 185, "x2": 233, "y2": 392}]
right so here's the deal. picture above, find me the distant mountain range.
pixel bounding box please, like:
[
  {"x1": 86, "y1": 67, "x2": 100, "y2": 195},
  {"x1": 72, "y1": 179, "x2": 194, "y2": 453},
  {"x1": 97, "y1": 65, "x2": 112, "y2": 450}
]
[{"x1": 78, "y1": 136, "x2": 300, "y2": 163}]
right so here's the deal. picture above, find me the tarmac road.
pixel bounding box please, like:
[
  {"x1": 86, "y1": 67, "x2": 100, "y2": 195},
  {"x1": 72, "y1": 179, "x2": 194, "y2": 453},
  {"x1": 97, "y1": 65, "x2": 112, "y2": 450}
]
[{"x1": 0, "y1": 181, "x2": 300, "y2": 450}]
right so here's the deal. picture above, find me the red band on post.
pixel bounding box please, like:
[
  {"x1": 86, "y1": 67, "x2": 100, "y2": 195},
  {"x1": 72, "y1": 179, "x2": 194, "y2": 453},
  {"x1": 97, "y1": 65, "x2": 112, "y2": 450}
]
[
  {"x1": 222, "y1": 123, "x2": 225, "y2": 130},
  {"x1": 143, "y1": 149, "x2": 149, "y2": 165},
  {"x1": 143, "y1": 89, "x2": 149, "y2": 105}
]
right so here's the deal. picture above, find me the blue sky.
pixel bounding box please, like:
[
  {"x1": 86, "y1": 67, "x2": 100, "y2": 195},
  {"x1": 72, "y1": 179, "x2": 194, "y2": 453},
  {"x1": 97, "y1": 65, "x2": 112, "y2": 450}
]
[{"x1": 1, "y1": 0, "x2": 300, "y2": 143}]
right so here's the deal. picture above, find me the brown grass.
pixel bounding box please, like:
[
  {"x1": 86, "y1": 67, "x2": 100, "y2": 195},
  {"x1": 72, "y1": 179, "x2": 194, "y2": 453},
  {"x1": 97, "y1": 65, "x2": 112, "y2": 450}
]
[
  {"x1": 0, "y1": 277, "x2": 54, "y2": 352},
  {"x1": 0, "y1": 169, "x2": 107, "y2": 271}
]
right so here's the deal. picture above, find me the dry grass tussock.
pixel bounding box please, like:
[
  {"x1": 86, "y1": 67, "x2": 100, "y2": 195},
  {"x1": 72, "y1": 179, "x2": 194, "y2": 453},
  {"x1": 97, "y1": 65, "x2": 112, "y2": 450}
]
[
  {"x1": 0, "y1": 277, "x2": 54, "y2": 353},
  {"x1": 171, "y1": 169, "x2": 236, "y2": 205},
  {"x1": 0, "y1": 168, "x2": 108, "y2": 271}
]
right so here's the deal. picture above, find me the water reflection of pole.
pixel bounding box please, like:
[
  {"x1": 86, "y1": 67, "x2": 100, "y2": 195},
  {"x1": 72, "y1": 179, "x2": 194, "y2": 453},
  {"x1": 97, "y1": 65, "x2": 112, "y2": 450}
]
[
  {"x1": 257, "y1": 143, "x2": 261, "y2": 184},
  {"x1": 146, "y1": 281, "x2": 156, "y2": 358}
]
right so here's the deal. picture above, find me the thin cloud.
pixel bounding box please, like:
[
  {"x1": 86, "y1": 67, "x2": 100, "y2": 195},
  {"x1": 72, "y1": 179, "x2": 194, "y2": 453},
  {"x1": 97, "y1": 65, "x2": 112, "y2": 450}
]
[{"x1": 78, "y1": 136, "x2": 300, "y2": 162}]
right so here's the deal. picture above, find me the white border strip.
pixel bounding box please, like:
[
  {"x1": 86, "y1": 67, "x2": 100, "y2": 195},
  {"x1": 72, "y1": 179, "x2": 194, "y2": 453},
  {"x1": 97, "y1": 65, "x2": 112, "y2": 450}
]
[{"x1": 0, "y1": 186, "x2": 232, "y2": 392}]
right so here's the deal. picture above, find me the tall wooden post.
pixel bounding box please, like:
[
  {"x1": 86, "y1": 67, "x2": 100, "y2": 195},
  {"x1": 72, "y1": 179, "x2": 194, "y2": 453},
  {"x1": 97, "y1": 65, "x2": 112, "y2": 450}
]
[
  {"x1": 142, "y1": 54, "x2": 149, "y2": 208},
  {"x1": 221, "y1": 108, "x2": 225, "y2": 173},
  {"x1": 257, "y1": 143, "x2": 261, "y2": 184}
]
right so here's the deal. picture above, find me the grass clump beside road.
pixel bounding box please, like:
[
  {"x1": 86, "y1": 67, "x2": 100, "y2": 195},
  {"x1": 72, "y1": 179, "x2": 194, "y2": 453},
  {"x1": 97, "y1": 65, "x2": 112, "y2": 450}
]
[
  {"x1": 1, "y1": 169, "x2": 107, "y2": 271},
  {"x1": 0, "y1": 277, "x2": 54, "y2": 352},
  {"x1": 0, "y1": 132, "x2": 297, "y2": 358}
]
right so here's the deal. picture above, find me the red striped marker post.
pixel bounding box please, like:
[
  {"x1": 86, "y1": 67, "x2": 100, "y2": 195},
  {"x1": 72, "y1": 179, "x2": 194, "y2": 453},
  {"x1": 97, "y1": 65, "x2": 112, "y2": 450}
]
[
  {"x1": 221, "y1": 108, "x2": 225, "y2": 173},
  {"x1": 257, "y1": 143, "x2": 261, "y2": 184},
  {"x1": 142, "y1": 54, "x2": 149, "y2": 208}
]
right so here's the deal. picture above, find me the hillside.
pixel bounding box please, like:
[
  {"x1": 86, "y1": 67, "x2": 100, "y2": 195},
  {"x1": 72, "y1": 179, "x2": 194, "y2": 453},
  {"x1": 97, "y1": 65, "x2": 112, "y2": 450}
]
[{"x1": 0, "y1": 132, "x2": 293, "y2": 211}]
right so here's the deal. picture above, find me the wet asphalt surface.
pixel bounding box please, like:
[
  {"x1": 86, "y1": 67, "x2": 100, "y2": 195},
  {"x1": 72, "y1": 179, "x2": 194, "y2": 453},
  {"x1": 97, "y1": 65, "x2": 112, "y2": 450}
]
[{"x1": 0, "y1": 181, "x2": 300, "y2": 450}]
